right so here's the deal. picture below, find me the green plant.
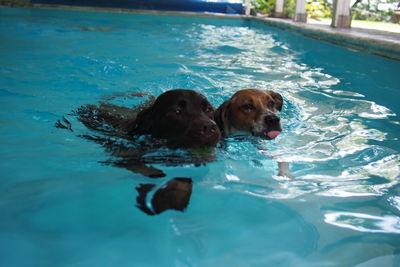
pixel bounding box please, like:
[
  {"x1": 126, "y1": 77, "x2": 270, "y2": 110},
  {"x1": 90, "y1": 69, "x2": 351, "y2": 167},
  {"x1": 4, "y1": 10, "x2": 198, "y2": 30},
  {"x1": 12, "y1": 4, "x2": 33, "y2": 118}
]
[
  {"x1": 284, "y1": 0, "x2": 296, "y2": 17},
  {"x1": 306, "y1": 0, "x2": 332, "y2": 19},
  {"x1": 352, "y1": 0, "x2": 399, "y2": 22},
  {"x1": 251, "y1": 0, "x2": 276, "y2": 15},
  {"x1": 251, "y1": 0, "x2": 295, "y2": 17}
]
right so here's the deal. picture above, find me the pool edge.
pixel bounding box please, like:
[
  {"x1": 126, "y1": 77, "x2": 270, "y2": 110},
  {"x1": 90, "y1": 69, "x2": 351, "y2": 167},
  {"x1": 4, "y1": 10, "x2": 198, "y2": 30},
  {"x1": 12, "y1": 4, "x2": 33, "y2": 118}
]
[
  {"x1": 2, "y1": 5, "x2": 400, "y2": 61},
  {"x1": 251, "y1": 17, "x2": 400, "y2": 62}
]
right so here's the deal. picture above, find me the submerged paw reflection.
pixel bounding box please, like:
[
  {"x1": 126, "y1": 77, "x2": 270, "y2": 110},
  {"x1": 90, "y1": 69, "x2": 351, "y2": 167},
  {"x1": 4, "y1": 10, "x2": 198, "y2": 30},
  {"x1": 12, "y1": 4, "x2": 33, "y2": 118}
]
[{"x1": 136, "y1": 178, "x2": 192, "y2": 215}]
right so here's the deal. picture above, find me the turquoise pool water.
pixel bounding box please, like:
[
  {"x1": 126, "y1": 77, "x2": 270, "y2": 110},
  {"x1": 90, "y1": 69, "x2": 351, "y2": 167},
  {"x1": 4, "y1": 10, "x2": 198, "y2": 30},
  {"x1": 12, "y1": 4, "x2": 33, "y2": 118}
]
[{"x1": 1, "y1": 7, "x2": 399, "y2": 266}]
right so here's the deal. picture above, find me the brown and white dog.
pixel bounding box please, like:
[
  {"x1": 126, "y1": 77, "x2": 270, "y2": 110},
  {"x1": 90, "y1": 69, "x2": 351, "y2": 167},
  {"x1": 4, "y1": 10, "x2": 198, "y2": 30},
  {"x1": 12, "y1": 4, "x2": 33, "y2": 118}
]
[
  {"x1": 214, "y1": 88, "x2": 283, "y2": 139},
  {"x1": 214, "y1": 88, "x2": 292, "y2": 178}
]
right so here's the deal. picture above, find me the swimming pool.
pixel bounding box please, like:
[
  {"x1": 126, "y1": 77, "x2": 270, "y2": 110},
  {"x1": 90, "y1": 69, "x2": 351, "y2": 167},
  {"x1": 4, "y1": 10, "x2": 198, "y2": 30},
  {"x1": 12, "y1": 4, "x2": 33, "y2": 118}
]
[{"x1": 0, "y1": 7, "x2": 399, "y2": 266}]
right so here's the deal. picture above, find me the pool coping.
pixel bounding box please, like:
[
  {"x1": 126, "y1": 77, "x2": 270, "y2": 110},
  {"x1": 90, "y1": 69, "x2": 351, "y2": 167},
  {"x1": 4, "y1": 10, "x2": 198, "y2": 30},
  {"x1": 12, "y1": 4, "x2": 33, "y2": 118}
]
[
  {"x1": 3, "y1": 4, "x2": 400, "y2": 61},
  {"x1": 251, "y1": 17, "x2": 400, "y2": 61}
]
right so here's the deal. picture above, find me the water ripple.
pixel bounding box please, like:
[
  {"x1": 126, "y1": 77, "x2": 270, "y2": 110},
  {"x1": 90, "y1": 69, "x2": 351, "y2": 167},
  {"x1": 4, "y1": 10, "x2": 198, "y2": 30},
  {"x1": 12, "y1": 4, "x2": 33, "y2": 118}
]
[
  {"x1": 190, "y1": 23, "x2": 399, "y2": 201},
  {"x1": 324, "y1": 212, "x2": 400, "y2": 234}
]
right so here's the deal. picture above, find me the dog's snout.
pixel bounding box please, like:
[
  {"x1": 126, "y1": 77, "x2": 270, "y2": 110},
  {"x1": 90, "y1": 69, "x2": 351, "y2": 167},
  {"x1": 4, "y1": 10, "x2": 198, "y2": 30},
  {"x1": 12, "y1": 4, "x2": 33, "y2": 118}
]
[
  {"x1": 264, "y1": 114, "x2": 280, "y2": 124},
  {"x1": 186, "y1": 119, "x2": 220, "y2": 147},
  {"x1": 202, "y1": 121, "x2": 218, "y2": 136}
]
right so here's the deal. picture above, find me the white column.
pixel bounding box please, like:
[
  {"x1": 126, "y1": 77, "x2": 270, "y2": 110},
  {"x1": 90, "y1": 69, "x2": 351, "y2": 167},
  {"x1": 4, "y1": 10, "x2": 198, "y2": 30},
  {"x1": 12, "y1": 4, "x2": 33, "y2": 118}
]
[
  {"x1": 275, "y1": 0, "x2": 284, "y2": 17},
  {"x1": 245, "y1": 0, "x2": 251, "y2": 16},
  {"x1": 293, "y1": 0, "x2": 307, "y2": 22},
  {"x1": 331, "y1": 0, "x2": 351, "y2": 28}
]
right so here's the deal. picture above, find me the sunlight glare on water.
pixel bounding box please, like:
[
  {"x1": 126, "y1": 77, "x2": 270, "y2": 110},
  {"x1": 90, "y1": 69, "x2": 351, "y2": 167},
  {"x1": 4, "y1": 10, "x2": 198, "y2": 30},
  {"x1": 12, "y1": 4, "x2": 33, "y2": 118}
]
[{"x1": 190, "y1": 22, "x2": 399, "y2": 202}]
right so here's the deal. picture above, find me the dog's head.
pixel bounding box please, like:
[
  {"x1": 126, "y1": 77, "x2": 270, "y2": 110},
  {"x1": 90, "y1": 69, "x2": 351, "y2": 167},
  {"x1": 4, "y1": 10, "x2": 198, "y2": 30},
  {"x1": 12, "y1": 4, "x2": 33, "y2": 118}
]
[
  {"x1": 133, "y1": 89, "x2": 221, "y2": 148},
  {"x1": 214, "y1": 88, "x2": 283, "y2": 139}
]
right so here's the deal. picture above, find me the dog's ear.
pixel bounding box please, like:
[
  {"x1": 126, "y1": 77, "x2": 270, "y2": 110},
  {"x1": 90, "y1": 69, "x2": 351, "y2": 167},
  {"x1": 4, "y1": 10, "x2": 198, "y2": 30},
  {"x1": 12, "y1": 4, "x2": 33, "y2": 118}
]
[
  {"x1": 131, "y1": 106, "x2": 154, "y2": 134},
  {"x1": 268, "y1": 91, "x2": 283, "y2": 111},
  {"x1": 214, "y1": 100, "x2": 231, "y2": 137}
]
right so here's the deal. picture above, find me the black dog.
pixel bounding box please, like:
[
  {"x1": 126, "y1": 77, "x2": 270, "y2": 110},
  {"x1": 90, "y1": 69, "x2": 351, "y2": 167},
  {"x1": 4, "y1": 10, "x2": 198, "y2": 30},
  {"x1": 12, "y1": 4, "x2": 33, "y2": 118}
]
[
  {"x1": 57, "y1": 89, "x2": 221, "y2": 215},
  {"x1": 75, "y1": 89, "x2": 220, "y2": 148},
  {"x1": 71, "y1": 89, "x2": 221, "y2": 177},
  {"x1": 132, "y1": 89, "x2": 221, "y2": 148}
]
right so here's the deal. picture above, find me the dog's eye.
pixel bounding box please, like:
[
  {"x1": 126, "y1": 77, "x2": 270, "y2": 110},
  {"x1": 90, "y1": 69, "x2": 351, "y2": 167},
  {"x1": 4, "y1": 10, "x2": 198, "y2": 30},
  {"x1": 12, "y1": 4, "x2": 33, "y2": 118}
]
[
  {"x1": 201, "y1": 101, "x2": 213, "y2": 113},
  {"x1": 268, "y1": 101, "x2": 275, "y2": 108},
  {"x1": 242, "y1": 104, "x2": 255, "y2": 111},
  {"x1": 175, "y1": 108, "x2": 182, "y2": 115},
  {"x1": 203, "y1": 105, "x2": 213, "y2": 113}
]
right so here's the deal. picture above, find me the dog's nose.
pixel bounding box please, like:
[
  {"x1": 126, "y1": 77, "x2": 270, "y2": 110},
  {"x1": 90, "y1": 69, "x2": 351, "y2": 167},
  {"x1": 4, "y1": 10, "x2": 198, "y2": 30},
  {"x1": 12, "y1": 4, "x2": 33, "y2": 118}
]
[
  {"x1": 202, "y1": 121, "x2": 218, "y2": 136},
  {"x1": 264, "y1": 114, "x2": 280, "y2": 124}
]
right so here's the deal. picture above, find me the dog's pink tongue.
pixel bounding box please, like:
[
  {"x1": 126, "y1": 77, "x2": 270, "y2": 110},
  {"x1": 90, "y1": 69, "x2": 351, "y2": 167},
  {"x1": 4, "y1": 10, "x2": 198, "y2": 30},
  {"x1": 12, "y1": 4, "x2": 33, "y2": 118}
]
[{"x1": 267, "y1": 130, "x2": 281, "y2": 139}]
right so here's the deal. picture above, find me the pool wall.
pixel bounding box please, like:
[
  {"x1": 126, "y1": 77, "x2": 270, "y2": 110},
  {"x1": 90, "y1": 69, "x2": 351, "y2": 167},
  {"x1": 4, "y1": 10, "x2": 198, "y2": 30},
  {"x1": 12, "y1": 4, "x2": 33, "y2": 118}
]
[{"x1": 30, "y1": 0, "x2": 244, "y2": 14}]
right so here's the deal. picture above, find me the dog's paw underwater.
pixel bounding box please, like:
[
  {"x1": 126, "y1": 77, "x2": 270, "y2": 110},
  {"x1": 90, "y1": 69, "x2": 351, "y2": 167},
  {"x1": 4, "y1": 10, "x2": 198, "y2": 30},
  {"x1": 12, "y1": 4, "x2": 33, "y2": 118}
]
[{"x1": 136, "y1": 178, "x2": 193, "y2": 215}]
